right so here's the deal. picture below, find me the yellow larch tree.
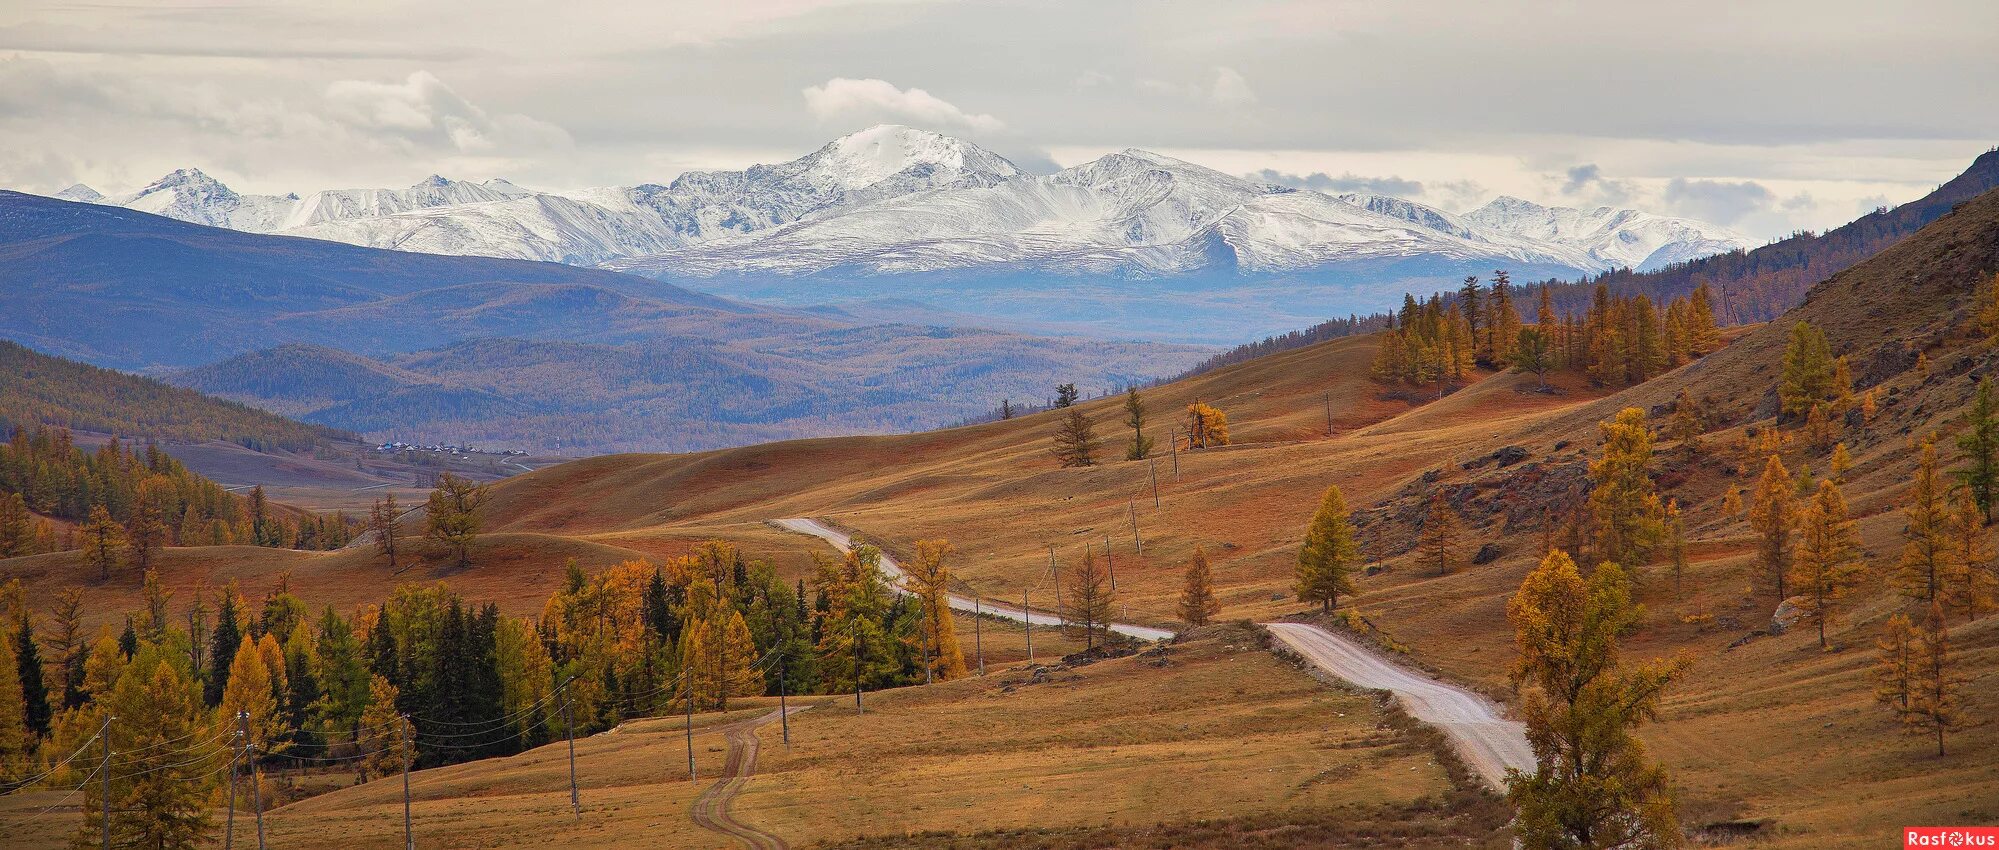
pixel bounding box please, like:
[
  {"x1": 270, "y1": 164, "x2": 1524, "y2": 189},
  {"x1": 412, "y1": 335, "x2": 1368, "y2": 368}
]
[
  {"x1": 1748, "y1": 455, "x2": 1798, "y2": 603},
  {"x1": 1789, "y1": 480, "x2": 1867, "y2": 650},
  {"x1": 1295, "y1": 485, "x2": 1361, "y2": 613},
  {"x1": 1588, "y1": 408, "x2": 1663, "y2": 569},
  {"x1": 905, "y1": 539, "x2": 968, "y2": 681},
  {"x1": 1179, "y1": 546, "x2": 1221, "y2": 627}
]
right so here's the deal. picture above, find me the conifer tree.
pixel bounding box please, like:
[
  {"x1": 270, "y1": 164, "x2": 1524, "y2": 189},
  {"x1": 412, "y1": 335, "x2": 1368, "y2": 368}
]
[
  {"x1": 47, "y1": 587, "x2": 85, "y2": 709},
  {"x1": 1664, "y1": 500, "x2": 1688, "y2": 599},
  {"x1": 1803, "y1": 404, "x2": 1837, "y2": 453},
  {"x1": 1789, "y1": 480, "x2": 1866, "y2": 650},
  {"x1": 205, "y1": 588, "x2": 241, "y2": 707},
  {"x1": 126, "y1": 478, "x2": 171, "y2": 572},
  {"x1": 0, "y1": 633, "x2": 25, "y2": 782},
  {"x1": 1295, "y1": 485, "x2": 1361, "y2": 613},
  {"x1": 1908, "y1": 603, "x2": 1964, "y2": 756},
  {"x1": 1779, "y1": 321, "x2": 1836, "y2": 416},
  {"x1": 1420, "y1": 492, "x2": 1458, "y2": 577},
  {"x1": 220, "y1": 633, "x2": 279, "y2": 752},
  {"x1": 1898, "y1": 439, "x2": 1955, "y2": 608},
  {"x1": 905, "y1": 539, "x2": 967, "y2": 681},
  {"x1": 1748, "y1": 455, "x2": 1797, "y2": 603},
  {"x1": 1976, "y1": 271, "x2": 1999, "y2": 344},
  {"x1": 359, "y1": 674, "x2": 412, "y2": 782},
  {"x1": 9, "y1": 610, "x2": 49, "y2": 738},
  {"x1": 1178, "y1": 546, "x2": 1220, "y2": 627},
  {"x1": 1066, "y1": 547, "x2": 1115, "y2": 650},
  {"x1": 1055, "y1": 383, "x2": 1080, "y2": 408},
  {"x1": 1828, "y1": 442, "x2": 1853, "y2": 483},
  {"x1": 1589, "y1": 408, "x2": 1664, "y2": 569},
  {"x1": 1506, "y1": 551, "x2": 1686, "y2": 849},
  {"x1": 425, "y1": 473, "x2": 486, "y2": 569},
  {"x1": 370, "y1": 494, "x2": 402, "y2": 572},
  {"x1": 1687, "y1": 283, "x2": 1722, "y2": 355},
  {"x1": 1122, "y1": 387, "x2": 1154, "y2": 461},
  {"x1": 80, "y1": 505, "x2": 124, "y2": 581},
  {"x1": 1512, "y1": 327, "x2": 1554, "y2": 389},
  {"x1": 0, "y1": 493, "x2": 30, "y2": 558},
  {"x1": 1946, "y1": 488, "x2": 1998, "y2": 621},
  {"x1": 1051, "y1": 408, "x2": 1098, "y2": 467},
  {"x1": 1874, "y1": 613, "x2": 1917, "y2": 716},
  {"x1": 82, "y1": 657, "x2": 218, "y2": 849},
  {"x1": 1956, "y1": 377, "x2": 1999, "y2": 519},
  {"x1": 1186, "y1": 403, "x2": 1230, "y2": 448},
  {"x1": 1665, "y1": 389, "x2": 1704, "y2": 454}
]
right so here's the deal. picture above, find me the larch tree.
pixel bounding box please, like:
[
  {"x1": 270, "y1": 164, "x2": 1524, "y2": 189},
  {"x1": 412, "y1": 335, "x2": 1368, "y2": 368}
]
[
  {"x1": 1420, "y1": 492, "x2": 1459, "y2": 577},
  {"x1": 1663, "y1": 500, "x2": 1688, "y2": 599},
  {"x1": 1066, "y1": 546, "x2": 1115, "y2": 650},
  {"x1": 1897, "y1": 439, "x2": 1955, "y2": 608},
  {"x1": 1789, "y1": 480, "x2": 1866, "y2": 650},
  {"x1": 219, "y1": 633, "x2": 279, "y2": 752},
  {"x1": 1778, "y1": 320, "x2": 1836, "y2": 416},
  {"x1": 1123, "y1": 387, "x2": 1154, "y2": 461},
  {"x1": 1665, "y1": 389, "x2": 1705, "y2": 455},
  {"x1": 1178, "y1": 546, "x2": 1221, "y2": 627},
  {"x1": 424, "y1": 473, "x2": 486, "y2": 569},
  {"x1": 359, "y1": 674, "x2": 412, "y2": 782},
  {"x1": 1588, "y1": 408, "x2": 1664, "y2": 570},
  {"x1": 1186, "y1": 403, "x2": 1230, "y2": 448},
  {"x1": 1946, "y1": 488, "x2": 1999, "y2": 620},
  {"x1": 1975, "y1": 271, "x2": 1999, "y2": 343},
  {"x1": 81, "y1": 657, "x2": 219, "y2": 850},
  {"x1": 0, "y1": 493, "x2": 29, "y2": 558},
  {"x1": 0, "y1": 632, "x2": 25, "y2": 782},
  {"x1": 1956, "y1": 377, "x2": 1999, "y2": 520},
  {"x1": 1908, "y1": 603, "x2": 1965, "y2": 756},
  {"x1": 126, "y1": 477, "x2": 172, "y2": 572},
  {"x1": 1828, "y1": 442, "x2": 1854, "y2": 483},
  {"x1": 370, "y1": 494, "x2": 402, "y2": 572},
  {"x1": 1512, "y1": 327, "x2": 1555, "y2": 389},
  {"x1": 1874, "y1": 613, "x2": 1918, "y2": 716},
  {"x1": 1295, "y1": 485, "x2": 1361, "y2": 613},
  {"x1": 1748, "y1": 455, "x2": 1798, "y2": 603},
  {"x1": 904, "y1": 539, "x2": 968, "y2": 681},
  {"x1": 1506, "y1": 551, "x2": 1687, "y2": 850},
  {"x1": 1051, "y1": 408, "x2": 1098, "y2": 467},
  {"x1": 1719, "y1": 488, "x2": 1742, "y2": 519},
  {"x1": 81, "y1": 505, "x2": 125, "y2": 581}
]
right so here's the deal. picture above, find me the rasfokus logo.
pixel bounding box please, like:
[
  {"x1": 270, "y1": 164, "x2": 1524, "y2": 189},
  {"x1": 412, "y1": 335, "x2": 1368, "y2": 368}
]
[{"x1": 1907, "y1": 827, "x2": 1999, "y2": 848}]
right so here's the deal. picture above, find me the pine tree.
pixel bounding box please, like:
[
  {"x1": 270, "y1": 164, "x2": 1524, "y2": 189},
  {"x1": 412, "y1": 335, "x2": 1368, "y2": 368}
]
[
  {"x1": 425, "y1": 473, "x2": 486, "y2": 569},
  {"x1": 1512, "y1": 327, "x2": 1555, "y2": 389},
  {"x1": 10, "y1": 609, "x2": 49, "y2": 738},
  {"x1": 1897, "y1": 439, "x2": 1955, "y2": 608},
  {"x1": 1908, "y1": 603, "x2": 1964, "y2": 756},
  {"x1": 1055, "y1": 383, "x2": 1080, "y2": 408},
  {"x1": 370, "y1": 494, "x2": 401, "y2": 572},
  {"x1": 204, "y1": 588, "x2": 241, "y2": 707},
  {"x1": 1178, "y1": 546, "x2": 1220, "y2": 627},
  {"x1": 1956, "y1": 378, "x2": 1999, "y2": 519},
  {"x1": 904, "y1": 539, "x2": 967, "y2": 681},
  {"x1": 1051, "y1": 408, "x2": 1098, "y2": 467},
  {"x1": 1789, "y1": 480, "x2": 1866, "y2": 650},
  {"x1": 1589, "y1": 408, "x2": 1664, "y2": 569},
  {"x1": 1295, "y1": 485, "x2": 1361, "y2": 613},
  {"x1": 48, "y1": 587, "x2": 85, "y2": 709},
  {"x1": 1123, "y1": 387, "x2": 1154, "y2": 461},
  {"x1": 1748, "y1": 455, "x2": 1797, "y2": 603},
  {"x1": 80, "y1": 505, "x2": 124, "y2": 581},
  {"x1": 1506, "y1": 551, "x2": 1686, "y2": 849},
  {"x1": 1066, "y1": 547, "x2": 1115, "y2": 650},
  {"x1": 1778, "y1": 321, "x2": 1836, "y2": 416},
  {"x1": 1420, "y1": 492, "x2": 1458, "y2": 577},
  {"x1": 1874, "y1": 613, "x2": 1918, "y2": 716}
]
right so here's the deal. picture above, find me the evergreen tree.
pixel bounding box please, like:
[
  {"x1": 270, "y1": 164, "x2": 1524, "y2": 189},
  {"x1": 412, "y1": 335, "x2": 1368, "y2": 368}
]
[
  {"x1": 1178, "y1": 546, "x2": 1221, "y2": 627},
  {"x1": 1778, "y1": 321, "x2": 1836, "y2": 416},
  {"x1": 1789, "y1": 480, "x2": 1866, "y2": 650},
  {"x1": 1054, "y1": 383, "x2": 1080, "y2": 408},
  {"x1": 1908, "y1": 603, "x2": 1964, "y2": 756},
  {"x1": 47, "y1": 587, "x2": 86, "y2": 709},
  {"x1": 1295, "y1": 485, "x2": 1361, "y2": 613},
  {"x1": 1122, "y1": 387, "x2": 1154, "y2": 461},
  {"x1": 1512, "y1": 327, "x2": 1555, "y2": 388},
  {"x1": 1420, "y1": 492, "x2": 1458, "y2": 577},
  {"x1": 1588, "y1": 408, "x2": 1664, "y2": 569},
  {"x1": 11, "y1": 612, "x2": 49, "y2": 738},
  {"x1": 80, "y1": 505, "x2": 124, "y2": 581},
  {"x1": 425, "y1": 473, "x2": 486, "y2": 569},
  {"x1": 1955, "y1": 378, "x2": 1999, "y2": 519},
  {"x1": 204, "y1": 588, "x2": 241, "y2": 708},
  {"x1": 1897, "y1": 439, "x2": 1955, "y2": 608},
  {"x1": 1748, "y1": 455, "x2": 1797, "y2": 603},
  {"x1": 904, "y1": 540, "x2": 967, "y2": 681},
  {"x1": 310, "y1": 607, "x2": 370, "y2": 750},
  {"x1": 1051, "y1": 409, "x2": 1098, "y2": 468},
  {"x1": 1506, "y1": 551, "x2": 1686, "y2": 850}
]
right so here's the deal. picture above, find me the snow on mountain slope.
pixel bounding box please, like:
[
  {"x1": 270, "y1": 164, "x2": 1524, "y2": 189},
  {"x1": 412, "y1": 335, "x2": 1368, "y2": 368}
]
[
  {"x1": 287, "y1": 193, "x2": 683, "y2": 265},
  {"x1": 53, "y1": 184, "x2": 102, "y2": 203},
  {"x1": 101, "y1": 168, "x2": 299, "y2": 232},
  {"x1": 1464, "y1": 196, "x2": 1755, "y2": 271}
]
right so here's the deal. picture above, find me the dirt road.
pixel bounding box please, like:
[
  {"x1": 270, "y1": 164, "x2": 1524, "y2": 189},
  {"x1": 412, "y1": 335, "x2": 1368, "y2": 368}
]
[
  {"x1": 1265, "y1": 622, "x2": 1533, "y2": 790},
  {"x1": 689, "y1": 706, "x2": 810, "y2": 850},
  {"x1": 772, "y1": 518, "x2": 1174, "y2": 642}
]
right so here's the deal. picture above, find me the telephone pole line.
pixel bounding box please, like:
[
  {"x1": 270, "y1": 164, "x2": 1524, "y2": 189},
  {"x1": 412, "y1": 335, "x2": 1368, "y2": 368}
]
[
  {"x1": 684, "y1": 674, "x2": 696, "y2": 781},
  {"x1": 778, "y1": 654, "x2": 790, "y2": 746},
  {"x1": 247, "y1": 712, "x2": 265, "y2": 850},
  {"x1": 973, "y1": 596, "x2": 984, "y2": 675},
  {"x1": 853, "y1": 620, "x2": 865, "y2": 715},
  {"x1": 401, "y1": 715, "x2": 414, "y2": 850},
  {"x1": 1129, "y1": 498, "x2": 1143, "y2": 553},
  {"x1": 1104, "y1": 535, "x2": 1117, "y2": 592},
  {"x1": 1047, "y1": 546, "x2": 1063, "y2": 628},
  {"x1": 225, "y1": 724, "x2": 240, "y2": 850},
  {"x1": 1023, "y1": 589, "x2": 1033, "y2": 663},
  {"x1": 99, "y1": 713, "x2": 112, "y2": 850},
  {"x1": 563, "y1": 682, "x2": 579, "y2": 819},
  {"x1": 1170, "y1": 429, "x2": 1180, "y2": 478},
  {"x1": 1149, "y1": 458, "x2": 1159, "y2": 508}
]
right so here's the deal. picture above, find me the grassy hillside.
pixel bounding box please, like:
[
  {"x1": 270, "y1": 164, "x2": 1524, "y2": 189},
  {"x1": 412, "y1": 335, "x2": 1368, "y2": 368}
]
[{"x1": 0, "y1": 340, "x2": 343, "y2": 450}]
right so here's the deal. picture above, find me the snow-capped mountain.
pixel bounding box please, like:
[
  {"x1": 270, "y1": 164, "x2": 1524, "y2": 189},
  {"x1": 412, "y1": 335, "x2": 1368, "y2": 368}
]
[
  {"x1": 1464, "y1": 196, "x2": 1752, "y2": 272},
  {"x1": 43, "y1": 125, "x2": 1753, "y2": 286}
]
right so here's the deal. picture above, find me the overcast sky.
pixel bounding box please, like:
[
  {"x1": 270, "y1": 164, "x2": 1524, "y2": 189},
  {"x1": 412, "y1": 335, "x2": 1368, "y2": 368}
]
[{"x1": 2, "y1": 0, "x2": 1995, "y2": 241}]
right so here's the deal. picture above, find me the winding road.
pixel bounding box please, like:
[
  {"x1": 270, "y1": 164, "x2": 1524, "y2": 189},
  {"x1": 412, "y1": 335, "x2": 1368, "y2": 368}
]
[{"x1": 689, "y1": 706, "x2": 811, "y2": 850}]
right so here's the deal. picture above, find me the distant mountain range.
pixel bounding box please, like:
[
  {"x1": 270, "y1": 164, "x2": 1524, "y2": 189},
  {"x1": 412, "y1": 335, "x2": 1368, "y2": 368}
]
[
  {"x1": 0, "y1": 191, "x2": 1206, "y2": 453},
  {"x1": 43, "y1": 126, "x2": 1752, "y2": 343}
]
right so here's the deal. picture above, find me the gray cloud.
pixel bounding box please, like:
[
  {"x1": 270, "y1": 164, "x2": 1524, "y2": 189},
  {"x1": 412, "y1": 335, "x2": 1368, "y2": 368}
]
[
  {"x1": 1662, "y1": 177, "x2": 1777, "y2": 226},
  {"x1": 1557, "y1": 163, "x2": 1637, "y2": 206},
  {"x1": 1250, "y1": 169, "x2": 1423, "y2": 197}
]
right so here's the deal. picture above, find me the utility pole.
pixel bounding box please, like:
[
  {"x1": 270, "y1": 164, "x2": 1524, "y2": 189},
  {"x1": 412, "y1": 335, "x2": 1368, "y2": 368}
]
[
  {"x1": 1129, "y1": 498, "x2": 1143, "y2": 554},
  {"x1": 401, "y1": 716, "x2": 414, "y2": 850},
  {"x1": 683, "y1": 674, "x2": 696, "y2": 781},
  {"x1": 1325, "y1": 392, "x2": 1334, "y2": 436},
  {"x1": 1149, "y1": 458, "x2": 1159, "y2": 509},
  {"x1": 778, "y1": 654, "x2": 790, "y2": 746},
  {"x1": 1170, "y1": 428, "x2": 1179, "y2": 478},
  {"x1": 1023, "y1": 590, "x2": 1032, "y2": 663},
  {"x1": 99, "y1": 713, "x2": 112, "y2": 850},
  {"x1": 853, "y1": 620, "x2": 865, "y2": 715},
  {"x1": 1104, "y1": 535, "x2": 1117, "y2": 592},
  {"x1": 225, "y1": 725, "x2": 239, "y2": 850},
  {"x1": 920, "y1": 604, "x2": 933, "y2": 686},
  {"x1": 973, "y1": 596, "x2": 984, "y2": 676},
  {"x1": 563, "y1": 683, "x2": 579, "y2": 819},
  {"x1": 1047, "y1": 546, "x2": 1063, "y2": 628}
]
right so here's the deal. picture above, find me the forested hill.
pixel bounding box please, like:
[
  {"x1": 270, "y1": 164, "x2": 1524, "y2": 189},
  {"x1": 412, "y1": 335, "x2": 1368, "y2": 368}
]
[{"x1": 0, "y1": 341, "x2": 345, "y2": 451}]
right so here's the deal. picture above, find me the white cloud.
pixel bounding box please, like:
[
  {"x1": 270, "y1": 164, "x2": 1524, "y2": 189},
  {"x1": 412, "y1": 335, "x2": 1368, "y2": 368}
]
[
  {"x1": 1209, "y1": 67, "x2": 1256, "y2": 106},
  {"x1": 323, "y1": 71, "x2": 570, "y2": 154},
  {"x1": 801, "y1": 77, "x2": 1004, "y2": 133}
]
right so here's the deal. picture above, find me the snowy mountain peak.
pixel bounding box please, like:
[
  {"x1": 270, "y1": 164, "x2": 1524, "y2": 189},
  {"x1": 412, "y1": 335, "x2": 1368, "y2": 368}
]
[
  {"x1": 53, "y1": 183, "x2": 102, "y2": 203},
  {"x1": 1465, "y1": 195, "x2": 1754, "y2": 271},
  {"x1": 482, "y1": 178, "x2": 533, "y2": 197},
  {"x1": 807, "y1": 124, "x2": 1022, "y2": 191}
]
